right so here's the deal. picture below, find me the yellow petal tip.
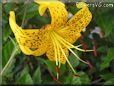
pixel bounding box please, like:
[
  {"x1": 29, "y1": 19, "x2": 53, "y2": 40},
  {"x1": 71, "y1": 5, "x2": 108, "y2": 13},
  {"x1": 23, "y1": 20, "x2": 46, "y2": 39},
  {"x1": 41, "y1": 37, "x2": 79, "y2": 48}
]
[{"x1": 9, "y1": 11, "x2": 14, "y2": 15}]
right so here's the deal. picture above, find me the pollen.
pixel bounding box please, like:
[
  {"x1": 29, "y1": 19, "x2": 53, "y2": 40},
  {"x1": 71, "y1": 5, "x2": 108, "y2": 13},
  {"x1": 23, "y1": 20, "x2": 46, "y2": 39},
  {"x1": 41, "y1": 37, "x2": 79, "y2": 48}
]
[{"x1": 45, "y1": 24, "x2": 53, "y2": 31}]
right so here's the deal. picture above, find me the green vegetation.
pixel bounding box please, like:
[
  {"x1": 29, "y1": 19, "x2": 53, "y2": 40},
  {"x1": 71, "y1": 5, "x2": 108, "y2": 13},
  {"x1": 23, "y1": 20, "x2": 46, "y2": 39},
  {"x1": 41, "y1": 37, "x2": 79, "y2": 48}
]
[{"x1": 1, "y1": 1, "x2": 114, "y2": 85}]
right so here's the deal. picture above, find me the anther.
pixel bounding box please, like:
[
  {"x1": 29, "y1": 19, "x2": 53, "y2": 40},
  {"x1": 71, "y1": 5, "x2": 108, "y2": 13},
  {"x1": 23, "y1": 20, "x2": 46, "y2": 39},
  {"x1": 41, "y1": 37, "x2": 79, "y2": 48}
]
[
  {"x1": 73, "y1": 74, "x2": 80, "y2": 77},
  {"x1": 56, "y1": 65, "x2": 61, "y2": 76}
]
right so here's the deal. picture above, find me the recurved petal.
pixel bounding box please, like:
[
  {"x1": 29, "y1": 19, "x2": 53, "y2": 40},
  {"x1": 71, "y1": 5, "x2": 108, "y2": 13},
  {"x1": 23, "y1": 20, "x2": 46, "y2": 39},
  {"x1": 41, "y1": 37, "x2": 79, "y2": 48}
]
[
  {"x1": 46, "y1": 42, "x2": 69, "y2": 64},
  {"x1": 35, "y1": 0, "x2": 68, "y2": 29},
  {"x1": 21, "y1": 29, "x2": 49, "y2": 56},
  {"x1": 19, "y1": 44, "x2": 47, "y2": 56},
  {"x1": 58, "y1": 2, "x2": 92, "y2": 43},
  {"x1": 9, "y1": 11, "x2": 49, "y2": 56}
]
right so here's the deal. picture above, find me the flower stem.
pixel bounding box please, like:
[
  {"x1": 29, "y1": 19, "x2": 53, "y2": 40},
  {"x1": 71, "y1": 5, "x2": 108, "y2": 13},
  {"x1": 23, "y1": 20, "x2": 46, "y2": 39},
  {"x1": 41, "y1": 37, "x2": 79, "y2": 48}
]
[
  {"x1": 0, "y1": 47, "x2": 18, "y2": 76},
  {"x1": 0, "y1": 37, "x2": 19, "y2": 76}
]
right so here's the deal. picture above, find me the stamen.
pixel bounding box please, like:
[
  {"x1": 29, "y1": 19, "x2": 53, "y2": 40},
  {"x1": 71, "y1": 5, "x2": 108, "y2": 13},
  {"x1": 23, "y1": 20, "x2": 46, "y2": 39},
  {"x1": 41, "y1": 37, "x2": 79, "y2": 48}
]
[
  {"x1": 75, "y1": 44, "x2": 82, "y2": 48},
  {"x1": 73, "y1": 46, "x2": 94, "y2": 52},
  {"x1": 59, "y1": 43, "x2": 77, "y2": 74},
  {"x1": 57, "y1": 44, "x2": 61, "y2": 68},
  {"x1": 51, "y1": 32, "x2": 77, "y2": 74},
  {"x1": 56, "y1": 65, "x2": 61, "y2": 75},
  {"x1": 50, "y1": 33, "x2": 59, "y2": 79},
  {"x1": 55, "y1": 35, "x2": 61, "y2": 68},
  {"x1": 53, "y1": 32, "x2": 89, "y2": 64},
  {"x1": 53, "y1": 31, "x2": 93, "y2": 52},
  {"x1": 68, "y1": 48, "x2": 89, "y2": 64}
]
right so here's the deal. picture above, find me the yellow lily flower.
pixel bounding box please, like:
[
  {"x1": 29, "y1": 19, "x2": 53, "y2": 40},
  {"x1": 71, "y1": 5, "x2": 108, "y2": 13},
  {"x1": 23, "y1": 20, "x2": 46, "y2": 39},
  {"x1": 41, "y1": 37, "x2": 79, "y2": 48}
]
[{"x1": 9, "y1": 1, "x2": 92, "y2": 76}]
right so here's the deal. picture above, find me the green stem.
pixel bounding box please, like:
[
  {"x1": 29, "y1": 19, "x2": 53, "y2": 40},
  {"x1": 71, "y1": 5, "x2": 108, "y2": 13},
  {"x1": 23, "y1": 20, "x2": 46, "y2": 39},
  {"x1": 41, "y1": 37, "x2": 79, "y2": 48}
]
[
  {"x1": 0, "y1": 37, "x2": 19, "y2": 76},
  {"x1": 0, "y1": 1, "x2": 28, "y2": 76},
  {"x1": 0, "y1": 47, "x2": 18, "y2": 76}
]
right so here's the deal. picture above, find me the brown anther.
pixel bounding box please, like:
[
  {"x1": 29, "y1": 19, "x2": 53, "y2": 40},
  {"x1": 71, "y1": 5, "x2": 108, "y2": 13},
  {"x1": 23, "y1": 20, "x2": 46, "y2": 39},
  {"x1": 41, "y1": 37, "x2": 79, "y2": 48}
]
[
  {"x1": 73, "y1": 74, "x2": 80, "y2": 77},
  {"x1": 56, "y1": 65, "x2": 61, "y2": 75}
]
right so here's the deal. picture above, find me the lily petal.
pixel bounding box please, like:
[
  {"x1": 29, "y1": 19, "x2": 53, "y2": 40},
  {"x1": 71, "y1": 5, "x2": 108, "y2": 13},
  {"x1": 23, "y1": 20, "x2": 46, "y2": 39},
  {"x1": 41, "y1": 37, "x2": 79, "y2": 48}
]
[
  {"x1": 58, "y1": 2, "x2": 92, "y2": 43},
  {"x1": 35, "y1": 0, "x2": 68, "y2": 29},
  {"x1": 9, "y1": 11, "x2": 49, "y2": 56}
]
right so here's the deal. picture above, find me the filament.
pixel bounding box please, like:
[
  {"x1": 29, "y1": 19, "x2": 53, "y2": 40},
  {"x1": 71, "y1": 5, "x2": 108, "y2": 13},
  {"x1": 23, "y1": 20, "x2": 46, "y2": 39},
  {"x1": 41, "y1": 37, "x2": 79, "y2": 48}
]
[
  {"x1": 53, "y1": 31, "x2": 93, "y2": 52},
  {"x1": 52, "y1": 31, "x2": 89, "y2": 64},
  {"x1": 51, "y1": 32, "x2": 77, "y2": 74},
  {"x1": 50, "y1": 33, "x2": 59, "y2": 79}
]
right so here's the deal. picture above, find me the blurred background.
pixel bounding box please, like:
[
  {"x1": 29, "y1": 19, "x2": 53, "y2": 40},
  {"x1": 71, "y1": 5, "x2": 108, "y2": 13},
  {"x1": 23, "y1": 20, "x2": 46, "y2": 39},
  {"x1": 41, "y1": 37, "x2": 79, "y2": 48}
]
[{"x1": 1, "y1": 0, "x2": 114, "y2": 85}]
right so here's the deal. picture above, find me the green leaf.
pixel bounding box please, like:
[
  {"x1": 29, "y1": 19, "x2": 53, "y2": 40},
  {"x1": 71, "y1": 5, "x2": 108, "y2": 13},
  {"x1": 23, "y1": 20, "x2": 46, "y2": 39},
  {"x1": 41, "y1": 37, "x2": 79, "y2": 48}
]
[
  {"x1": 69, "y1": 50, "x2": 80, "y2": 67},
  {"x1": 2, "y1": 9, "x2": 12, "y2": 42},
  {"x1": 97, "y1": 46, "x2": 107, "y2": 53},
  {"x1": 44, "y1": 60, "x2": 66, "y2": 76},
  {"x1": 100, "y1": 48, "x2": 114, "y2": 70},
  {"x1": 104, "y1": 78, "x2": 114, "y2": 85},
  {"x1": 16, "y1": 67, "x2": 33, "y2": 84},
  {"x1": 32, "y1": 66, "x2": 42, "y2": 84},
  {"x1": 69, "y1": 6, "x2": 79, "y2": 14},
  {"x1": 64, "y1": 73, "x2": 73, "y2": 84},
  {"x1": 107, "y1": 28, "x2": 114, "y2": 44},
  {"x1": 94, "y1": 8, "x2": 114, "y2": 37},
  {"x1": 3, "y1": 25, "x2": 12, "y2": 42},
  {"x1": 3, "y1": 3, "x2": 16, "y2": 13},
  {"x1": 100, "y1": 73, "x2": 114, "y2": 81},
  {"x1": 2, "y1": 57, "x2": 16, "y2": 76},
  {"x1": 24, "y1": 74, "x2": 33, "y2": 84},
  {"x1": 44, "y1": 60, "x2": 56, "y2": 75},
  {"x1": 17, "y1": 3, "x2": 38, "y2": 20},
  {"x1": 71, "y1": 72, "x2": 91, "y2": 85},
  {"x1": 2, "y1": 40, "x2": 14, "y2": 67}
]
